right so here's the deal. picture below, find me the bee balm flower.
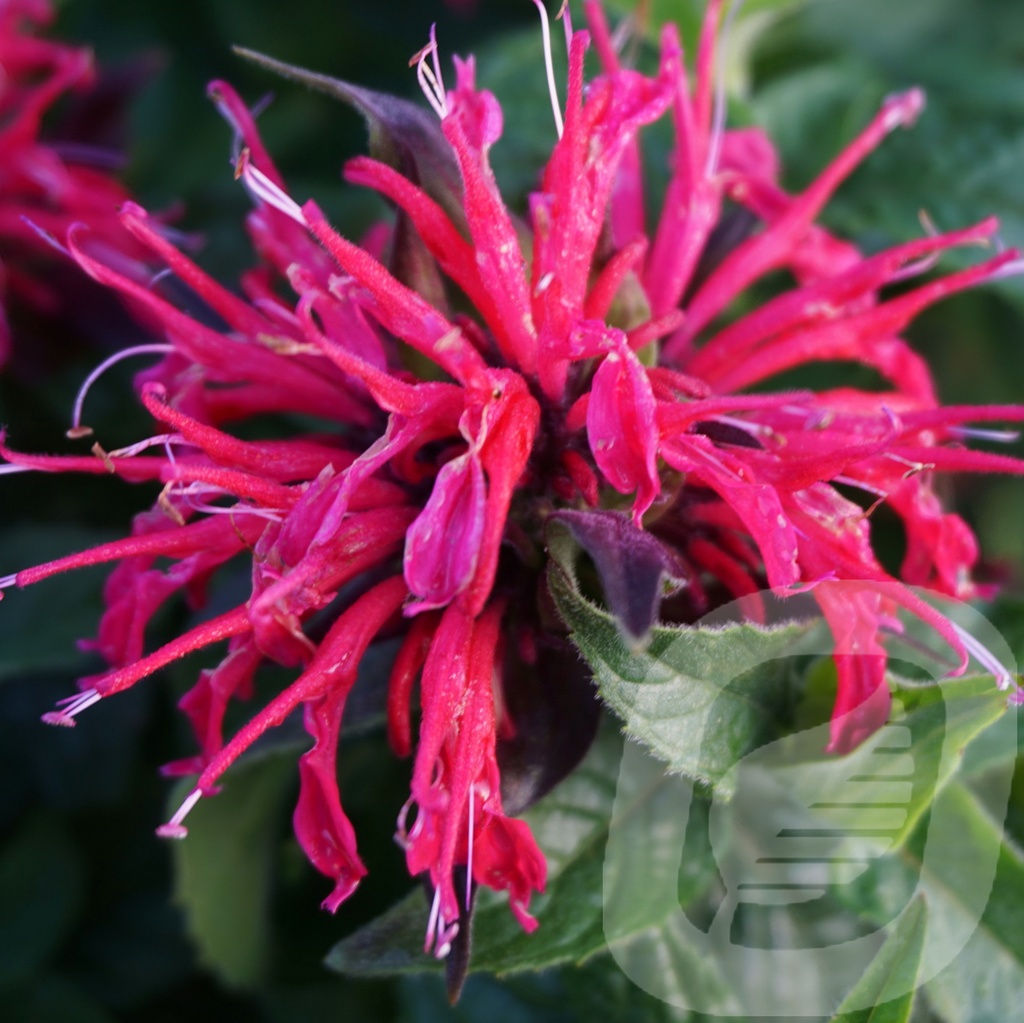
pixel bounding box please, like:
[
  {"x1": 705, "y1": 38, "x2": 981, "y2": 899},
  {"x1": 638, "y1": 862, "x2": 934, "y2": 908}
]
[{"x1": 3, "y1": 0, "x2": 1023, "y2": 980}]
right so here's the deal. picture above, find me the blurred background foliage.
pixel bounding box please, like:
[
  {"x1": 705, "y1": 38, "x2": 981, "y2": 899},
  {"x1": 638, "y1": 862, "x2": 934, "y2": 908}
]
[{"x1": 0, "y1": 0, "x2": 1022, "y2": 1020}]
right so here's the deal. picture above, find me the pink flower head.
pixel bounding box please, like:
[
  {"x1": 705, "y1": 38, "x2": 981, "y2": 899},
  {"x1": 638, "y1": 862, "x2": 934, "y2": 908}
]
[{"x1": 4, "y1": 0, "x2": 1024, "y2": 984}]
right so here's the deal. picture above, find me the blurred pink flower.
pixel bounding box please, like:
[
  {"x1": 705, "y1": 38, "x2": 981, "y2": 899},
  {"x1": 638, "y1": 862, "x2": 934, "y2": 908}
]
[{"x1": 0, "y1": 0, "x2": 150, "y2": 365}]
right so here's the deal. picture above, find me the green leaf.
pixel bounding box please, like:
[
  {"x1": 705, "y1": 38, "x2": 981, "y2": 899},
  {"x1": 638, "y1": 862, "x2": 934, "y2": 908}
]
[
  {"x1": 911, "y1": 784, "x2": 1024, "y2": 1023},
  {"x1": 547, "y1": 520, "x2": 812, "y2": 794},
  {"x1": 326, "y1": 718, "x2": 719, "y2": 978},
  {"x1": 829, "y1": 896, "x2": 928, "y2": 1023},
  {"x1": 171, "y1": 746, "x2": 298, "y2": 988},
  {"x1": 838, "y1": 781, "x2": 1024, "y2": 1023}
]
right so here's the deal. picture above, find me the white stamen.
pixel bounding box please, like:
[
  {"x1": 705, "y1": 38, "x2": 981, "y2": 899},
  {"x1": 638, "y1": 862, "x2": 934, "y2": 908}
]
[
  {"x1": 435, "y1": 918, "x2": 459, "y2": 960},
  {"x1": 157, "y1": 787, "x2": 204, "y2": 839},
  {"x1": 991, "y1": 258, "x2": 1024, "y2": 282},
  {"x1": 148, "y1": 267, "x2": 175, "y2": 291},
  {"x1": 107, "y1": 433, "x2": 183, "y2": 459},
  {"x1": 949, "y1": 425, "x2": 1020, "y2": 444},
  {"x1": 425, "y1": 884, "x2": 443, "y2": 952},
  {"x1": 832, "y1": 474, "x2": 888, "y2": 499},
  {"x1": 19, "y1": 215, "x2": 72, "y2": 258},
  {"x1": 531, "y1": 0, "x2": 564, "y2": 139},
  {"x1": 890, "y1": 253, "x2": 942, "y2": 282},
  {"x1": 918, "y1": 209, "x2": 939, "y2": 237},
  {"x1": 160, "y1": 480, "x2": 282, "y2": 523},
  {"x1": 557, "y1": 0, "x2": 573, "y2": 49},
  {"x1": 712, "y1": 414, "x2": 770, "y2": 437},
  {"x1": 71, "y1": 344, "x2": 175, "y2": 434},
  {"x1": 705, "y1": 0, "x2": 748, "y2": 179},
  {"x1": 784, "y1": 572, "x2": 838, "y2": 594},
  {"x1": 535, "y1": 270, "x2": 555, "y2": 295},
  {"x1": 880, "y1": 404, "x2": 902, "y2": 432},
  {"x1": 0, "y1": 573, "x2": 18, "y2": 589},
  {"x1": 414, "y1": 26, "x2": 448, "y2": 119},
  {"x1": 800, "y1": 408, "x2": 835, "y2": 431},
  {"x1": 950, "y1": 622, "x2": 1018, "y2": 691},
  {"x1": 228, "y1": 91, "x2": 273, "y2": 164},
  {"x1": 880, "y1": 89, "x2": 925, "y2": 132},
  {"x1": 609, "y1": 6, "x2": 634, "y2": 54},
  {"x1": 188, "y1": 499, "x2": 284, "y2": 523},
  {"x1": 877, "y1": 613, "x2": 905, "y2": 635},
  {"x1": 394, "y1": 797, "x2": 414, "y2": 849},
  {"x1": 41, "y1": 688, "x2": 102, "y2": 727},
  {"x1": 211, "y1": 89, "x2": 243, "y2": 160},
  {"x1": 0, "y1": 464, "x2": 33, "y2": 476},
  {"x1": 155, "y1": 223, "x2": 203, "y2": 251},
  {"x1": 236, "y1": 150, "x2": 308, "y2": 225},
  {"x1": 429, "y1": 24, "x2": 445, "y2": 109},
  {"x1": 884, "y1": 452, "x2": 934, "y2": 477}
]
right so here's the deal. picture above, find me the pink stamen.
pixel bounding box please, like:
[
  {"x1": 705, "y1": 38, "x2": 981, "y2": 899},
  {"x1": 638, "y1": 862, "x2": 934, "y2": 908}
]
[
  {"x1": 41, "y1": 688, "x2": 101, "y2": 727},
  {"x1": 156, "y1": 787, "x2": 204, "y2": 839},
  {"x1": 71, "y1": 344, "x2": 174, "y2": 433}
]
